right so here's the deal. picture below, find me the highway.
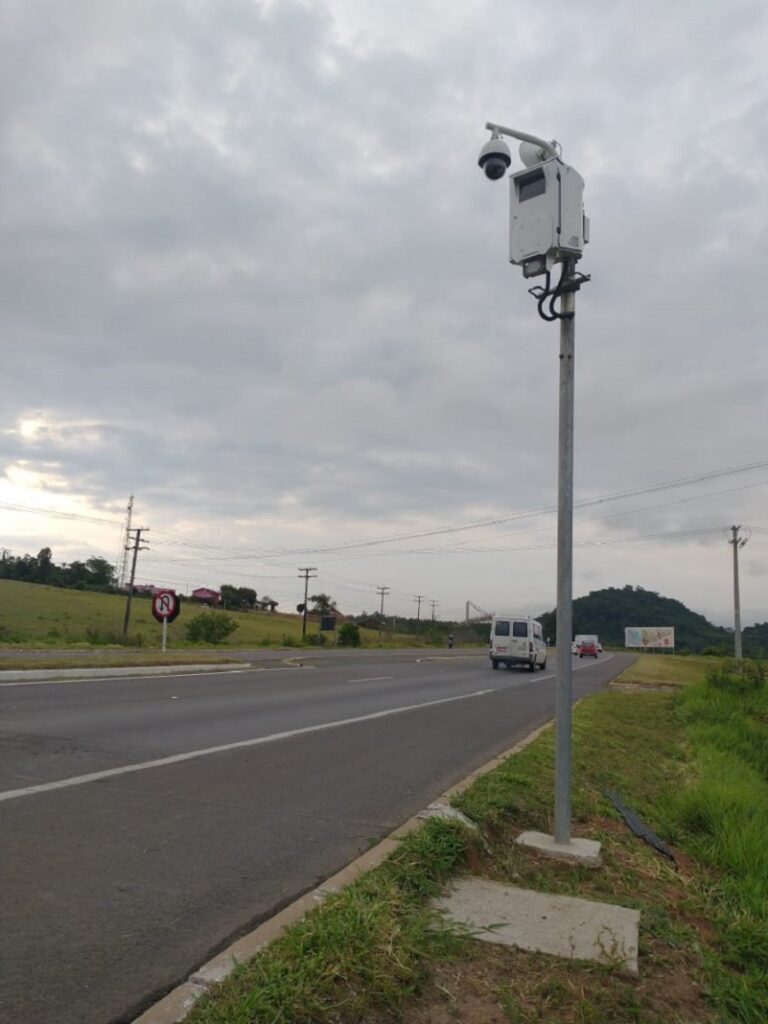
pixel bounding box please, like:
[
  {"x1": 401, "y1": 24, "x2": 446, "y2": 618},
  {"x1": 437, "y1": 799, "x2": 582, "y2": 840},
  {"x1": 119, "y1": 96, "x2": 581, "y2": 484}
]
[{"x1": 0, "y1": 648, "x2": 633, "y2": 1024}]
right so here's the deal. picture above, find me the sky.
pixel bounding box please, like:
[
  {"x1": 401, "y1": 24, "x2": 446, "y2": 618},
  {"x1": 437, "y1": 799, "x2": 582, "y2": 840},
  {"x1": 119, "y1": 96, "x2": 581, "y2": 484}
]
[{"x1": 1, "y1": 0, "x2": 767, "y2": 627}]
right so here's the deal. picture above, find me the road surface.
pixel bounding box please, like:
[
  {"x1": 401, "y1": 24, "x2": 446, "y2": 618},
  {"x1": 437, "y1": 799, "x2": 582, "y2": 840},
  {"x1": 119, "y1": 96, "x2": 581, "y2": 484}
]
[{"x1": 0, "y1": 648, "x2": 633, "y2": 1024}]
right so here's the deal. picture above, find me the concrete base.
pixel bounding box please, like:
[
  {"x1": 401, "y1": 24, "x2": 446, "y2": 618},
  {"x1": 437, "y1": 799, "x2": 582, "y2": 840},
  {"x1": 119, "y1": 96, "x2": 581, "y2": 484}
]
[
  {"x1": 516, "y1": 830, "x2": 602, "y2": 866},
  {"x1": 435, "y1": 878, "x2": 639, "y2": 974}
]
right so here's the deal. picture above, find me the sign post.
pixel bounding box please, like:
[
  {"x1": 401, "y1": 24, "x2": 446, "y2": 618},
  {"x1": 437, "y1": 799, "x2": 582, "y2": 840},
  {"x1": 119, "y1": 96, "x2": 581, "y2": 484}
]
[{"x1": 151, "y1": 590, "x2": 181, "y2": 651}]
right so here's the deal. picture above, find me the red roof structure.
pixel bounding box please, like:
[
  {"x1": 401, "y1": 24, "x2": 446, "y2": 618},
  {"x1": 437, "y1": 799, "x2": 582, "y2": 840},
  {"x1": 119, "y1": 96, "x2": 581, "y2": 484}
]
[{"x1": 191, "y1": 587, "x2": 221, "y2": 607}]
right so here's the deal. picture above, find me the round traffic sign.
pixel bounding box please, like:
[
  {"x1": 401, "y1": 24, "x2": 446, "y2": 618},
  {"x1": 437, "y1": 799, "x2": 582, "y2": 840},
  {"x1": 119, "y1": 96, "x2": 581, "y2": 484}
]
[{"x1": 152, "y1": 590, "x2": 181, "y2": 623}]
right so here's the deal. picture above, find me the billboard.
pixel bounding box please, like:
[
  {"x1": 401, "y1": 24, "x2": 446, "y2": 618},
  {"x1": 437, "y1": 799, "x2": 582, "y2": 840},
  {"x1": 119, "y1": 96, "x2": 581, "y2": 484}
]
[{"x1": 625, "y1": 627, "x2": 675, "y2": 649}]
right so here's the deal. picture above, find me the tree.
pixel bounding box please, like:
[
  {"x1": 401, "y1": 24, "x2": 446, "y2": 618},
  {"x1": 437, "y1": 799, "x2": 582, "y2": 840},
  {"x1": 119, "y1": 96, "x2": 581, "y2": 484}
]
[
  {"x1": 85, "y1": 556, "x2": 115, "y2": 587},
  {"x1": 36, "y1": 547, "x2": 54, "y2": 584},
  {"x1": 220, "y1": 584, "x2": 257, "y2": 610},
  {"x1": 309, "y1": 593, "x2": 336, "y2": 614}
]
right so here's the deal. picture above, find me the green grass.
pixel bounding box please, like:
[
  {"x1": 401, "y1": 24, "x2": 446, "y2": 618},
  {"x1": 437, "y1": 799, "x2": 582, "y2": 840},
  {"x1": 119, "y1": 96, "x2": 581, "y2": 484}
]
[
  {"x1": 0, "y1": 579, "x2": 429, "y2": 649},
  {"x1": 187, "y1": 820, "x2": 471, "y2": 1024},
  {"x1": 613, "y1": 652, "x2": 719, "y2": 687},
  {"x1": 662, "y1": 669, "x2": 768, "y2": 1018},
  {"x1": 185, "y1": 659, "x2": 768, "y2": 1024}
]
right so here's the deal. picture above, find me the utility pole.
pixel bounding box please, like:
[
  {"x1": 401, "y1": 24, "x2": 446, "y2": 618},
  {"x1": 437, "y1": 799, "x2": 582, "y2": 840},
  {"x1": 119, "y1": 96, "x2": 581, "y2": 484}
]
[
  {"x1": 298, "y1": 567, "x2": 317, "y2": 637},
  {"x1": 430, "y1": 599, "x2": 439, "y2": 622},
  {"x1": 376, "y1": 585, "x2": 390, "y2": 616},
  {"x1": 122, "y1": 526, "x2": 149, "y2": 637},
  {"x1": 728, "y1": 525, "x2": 749, "y2": 660},
  {"x1": 117, "y1": 494, "x2": 134, "y2": 589},
  {"x1": 414, "y1": 594, "x2": 424, "y2": 621}
]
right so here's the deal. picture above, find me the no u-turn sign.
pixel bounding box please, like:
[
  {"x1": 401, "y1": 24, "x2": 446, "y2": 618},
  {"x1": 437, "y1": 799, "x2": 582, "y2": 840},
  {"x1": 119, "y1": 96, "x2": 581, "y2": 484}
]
[{"x1": 151, "y1": 590, "x2": 181, "y2": 623}]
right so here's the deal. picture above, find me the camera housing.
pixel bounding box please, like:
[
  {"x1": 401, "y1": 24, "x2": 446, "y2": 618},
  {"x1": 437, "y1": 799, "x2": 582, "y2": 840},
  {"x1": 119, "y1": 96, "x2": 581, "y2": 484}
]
[
  {"x1": 478, "y1": 137, "x2": 511, "y2": 180},
  {"x1": 509, "y1": 159, "x2": 588, "y2": 276}
]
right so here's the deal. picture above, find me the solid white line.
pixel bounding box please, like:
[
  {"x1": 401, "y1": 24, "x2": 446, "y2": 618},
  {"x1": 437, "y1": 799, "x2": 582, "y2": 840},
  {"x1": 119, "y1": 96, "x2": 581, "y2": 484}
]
[
  {"x1": 0, "y1": 664, "x2": 314, "y2": 688},
  {"x1": 345, "y1": 675, "x2": 393, "y2": 683},
  {"x1": 0, "y1": 686, "x2": 496, "y2": 805}
]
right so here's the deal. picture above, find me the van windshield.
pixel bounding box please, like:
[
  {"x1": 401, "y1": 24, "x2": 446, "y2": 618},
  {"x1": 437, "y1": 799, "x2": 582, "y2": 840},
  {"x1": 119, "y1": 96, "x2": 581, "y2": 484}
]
[
  {"x1": 494, "y1": 621, "x2": 510, "y2": 637},
  {"x1": 512, "y1": 621, "x2": 528, "y2": 638}
]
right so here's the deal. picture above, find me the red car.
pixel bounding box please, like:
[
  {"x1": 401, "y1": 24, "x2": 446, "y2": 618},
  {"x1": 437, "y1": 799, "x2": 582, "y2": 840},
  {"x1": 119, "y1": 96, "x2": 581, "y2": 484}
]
[{"x1": 578, "y1": 639, "x2": 599, "y2": 658}]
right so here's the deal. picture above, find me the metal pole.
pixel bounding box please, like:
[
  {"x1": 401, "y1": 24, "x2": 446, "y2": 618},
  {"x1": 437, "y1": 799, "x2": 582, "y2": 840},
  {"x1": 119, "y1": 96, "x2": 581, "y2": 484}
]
[
  {"x1": 732, "y1": 525, "x2": 743, "y2": 660},
  {"x1": 554, "y1": 289, "x2": 575, "y2": 846},
  {"x1": 162, "y1": 616, "x2": 168, "y2": 653}
]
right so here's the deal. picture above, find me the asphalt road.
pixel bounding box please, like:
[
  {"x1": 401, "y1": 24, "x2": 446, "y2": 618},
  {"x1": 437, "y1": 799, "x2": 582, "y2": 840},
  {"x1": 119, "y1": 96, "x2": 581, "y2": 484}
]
[{"x1": 0, "y1": 648, "x2": 634, "y2": 1024}]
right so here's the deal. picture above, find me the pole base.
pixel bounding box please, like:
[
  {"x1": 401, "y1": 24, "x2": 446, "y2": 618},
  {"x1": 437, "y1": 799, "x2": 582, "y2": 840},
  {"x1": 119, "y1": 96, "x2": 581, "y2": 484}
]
[{"x1": 516, "y1": 830, "x2": 601, "y2": 866}]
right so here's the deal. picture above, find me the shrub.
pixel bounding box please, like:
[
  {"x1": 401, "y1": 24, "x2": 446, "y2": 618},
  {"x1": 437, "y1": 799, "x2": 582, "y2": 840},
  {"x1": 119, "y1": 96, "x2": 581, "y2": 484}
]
[
  {"x1": 302, "y1": 632, "x2": 327, "y2": 646},
  {"x1": 338, "y1": 622, "x2": 361, "y2": 647},
  {"x1": 184, "y1": 611, "x2": 238, "y2": 644}
]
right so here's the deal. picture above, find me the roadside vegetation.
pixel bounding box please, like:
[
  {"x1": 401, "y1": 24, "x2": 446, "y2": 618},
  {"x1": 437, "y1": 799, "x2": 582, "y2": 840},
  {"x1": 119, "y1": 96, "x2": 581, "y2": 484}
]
[
  {"x1": 611, "y1": 652, "x2": 718, "y2": 687},
  {"x1": 187, "y1": 656, "x2": 768, "y2": 1024}
]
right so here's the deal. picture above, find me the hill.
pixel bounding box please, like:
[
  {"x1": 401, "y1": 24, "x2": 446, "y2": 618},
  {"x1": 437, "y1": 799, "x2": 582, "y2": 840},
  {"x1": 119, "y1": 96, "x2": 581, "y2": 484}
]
[{"x1": 537, "y1": 585, "x2": 736, "y2": 654}]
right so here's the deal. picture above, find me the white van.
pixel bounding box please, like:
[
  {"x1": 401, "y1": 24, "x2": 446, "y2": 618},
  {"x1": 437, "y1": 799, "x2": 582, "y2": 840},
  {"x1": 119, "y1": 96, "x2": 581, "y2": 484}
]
[{"x1": 489, "y1": 614, "x2": 547, "y2": 672}]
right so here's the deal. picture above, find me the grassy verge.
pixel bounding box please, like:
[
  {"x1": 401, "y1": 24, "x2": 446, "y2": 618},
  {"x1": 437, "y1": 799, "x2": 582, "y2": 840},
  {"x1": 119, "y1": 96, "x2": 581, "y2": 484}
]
[
  {"x1": 612, "y1": 652, "x2": 719, "y2": 687},
  {"x1": 186, "y1": 663, "x2": 768, "y2": 1024}
]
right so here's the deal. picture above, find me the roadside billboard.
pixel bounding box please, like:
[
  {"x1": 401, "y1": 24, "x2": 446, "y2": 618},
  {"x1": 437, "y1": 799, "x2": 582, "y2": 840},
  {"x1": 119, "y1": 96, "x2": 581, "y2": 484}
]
[{"x1": 625, "y1": 627, "x2": 675, "y2": 649}]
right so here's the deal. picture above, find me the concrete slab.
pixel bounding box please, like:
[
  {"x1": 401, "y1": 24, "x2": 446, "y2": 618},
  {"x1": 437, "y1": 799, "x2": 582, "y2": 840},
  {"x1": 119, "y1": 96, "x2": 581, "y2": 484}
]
[
  {"x1": 435, "y1": 878, "x2": 639, "y2": 974},
  {"x1": 516, "y1": 829, "x2": 602, "y2": 866}
]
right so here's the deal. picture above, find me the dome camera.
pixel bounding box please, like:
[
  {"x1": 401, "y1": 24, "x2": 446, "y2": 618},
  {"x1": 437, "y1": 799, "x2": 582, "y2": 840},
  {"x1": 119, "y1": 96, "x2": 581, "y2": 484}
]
[{"x1": 478, "y1": 137, "x2": 511, "y2": 180}]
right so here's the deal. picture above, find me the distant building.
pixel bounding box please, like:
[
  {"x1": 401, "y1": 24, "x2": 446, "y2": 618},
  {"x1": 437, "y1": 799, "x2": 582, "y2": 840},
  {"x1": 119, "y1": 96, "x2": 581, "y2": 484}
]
[
  {"x1": 191, "y1": 587, "x2": 221, "y2": 608},
  {"x1": 258, "y1": 597, "x2": 279, "y2": 613}
]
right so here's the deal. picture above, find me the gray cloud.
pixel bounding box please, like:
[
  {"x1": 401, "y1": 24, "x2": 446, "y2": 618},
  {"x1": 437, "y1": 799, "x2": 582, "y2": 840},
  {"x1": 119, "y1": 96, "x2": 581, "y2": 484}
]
[{"x1": 1, "y1": 0, "x2": 767, "y2": 622}]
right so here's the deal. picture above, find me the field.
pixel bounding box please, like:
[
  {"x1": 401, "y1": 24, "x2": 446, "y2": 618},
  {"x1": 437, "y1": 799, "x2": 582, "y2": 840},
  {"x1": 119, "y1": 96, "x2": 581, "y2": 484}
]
[{"x1": 0, "y1": 579, "x2": 427, "y2": 649}]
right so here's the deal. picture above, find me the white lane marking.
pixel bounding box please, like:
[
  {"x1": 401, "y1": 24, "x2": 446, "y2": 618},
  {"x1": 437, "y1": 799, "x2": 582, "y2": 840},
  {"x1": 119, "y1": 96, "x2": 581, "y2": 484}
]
[
  {"x1": 345, "y1": 675, "x2": 393, "y2": 684},
  {"x1": 0, "y1": 686, "x2": 496, "y2": 805},
  {"x1": 0, "y1": 665, "x2": 316, "y2": 688},
  {"x1": 495, "y1": 652, "x2": 614, "y2": 682}
]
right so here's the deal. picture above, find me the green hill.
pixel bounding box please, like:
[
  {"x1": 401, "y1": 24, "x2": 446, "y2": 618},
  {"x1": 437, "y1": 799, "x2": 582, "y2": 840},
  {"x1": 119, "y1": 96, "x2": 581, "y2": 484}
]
[{"x1": 537, "y1": 585, "x2": 736, "y2": 654}]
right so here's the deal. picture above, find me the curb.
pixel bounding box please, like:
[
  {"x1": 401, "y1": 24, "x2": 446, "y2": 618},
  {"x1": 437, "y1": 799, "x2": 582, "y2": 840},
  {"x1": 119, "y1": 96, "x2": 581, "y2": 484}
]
[
  {"x1": 0, "y1": 663, "x2": 244, "y2": 684},
  {"x1": 132, "y1": 717, "x2": 554, "y2": 1024}
]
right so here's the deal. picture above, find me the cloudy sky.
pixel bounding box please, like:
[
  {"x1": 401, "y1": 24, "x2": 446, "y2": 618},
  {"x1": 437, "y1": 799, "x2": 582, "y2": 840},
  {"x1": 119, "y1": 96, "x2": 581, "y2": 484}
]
[{"x1": 1, "y1": 0, "x2": 767, "y2": 626}]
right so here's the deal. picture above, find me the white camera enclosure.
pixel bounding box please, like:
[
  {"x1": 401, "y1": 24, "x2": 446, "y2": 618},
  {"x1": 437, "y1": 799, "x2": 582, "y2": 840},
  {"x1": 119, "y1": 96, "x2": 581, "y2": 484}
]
[{"x1": 509, "y1": 160, "x2": 588, "y2": 277}]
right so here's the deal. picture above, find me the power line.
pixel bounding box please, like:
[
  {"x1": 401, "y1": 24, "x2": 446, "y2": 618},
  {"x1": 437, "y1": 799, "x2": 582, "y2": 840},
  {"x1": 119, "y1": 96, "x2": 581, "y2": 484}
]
[
  {"x1": 0, "y1": 501, "x2": 121, "y2": 526},
  {"x1": 170, "y1": 456, "x2": 768, "y2": 561}
]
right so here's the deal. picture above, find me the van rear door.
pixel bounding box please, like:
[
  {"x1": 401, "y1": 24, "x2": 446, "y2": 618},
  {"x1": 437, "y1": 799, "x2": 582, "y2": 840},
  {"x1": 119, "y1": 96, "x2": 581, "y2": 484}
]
[
  {"x1": 492, "y1": 619, "x2": 512, "y2": 657},
  {"x1": 509, "y1": 619, "x2": 530, "y2": 658}
]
